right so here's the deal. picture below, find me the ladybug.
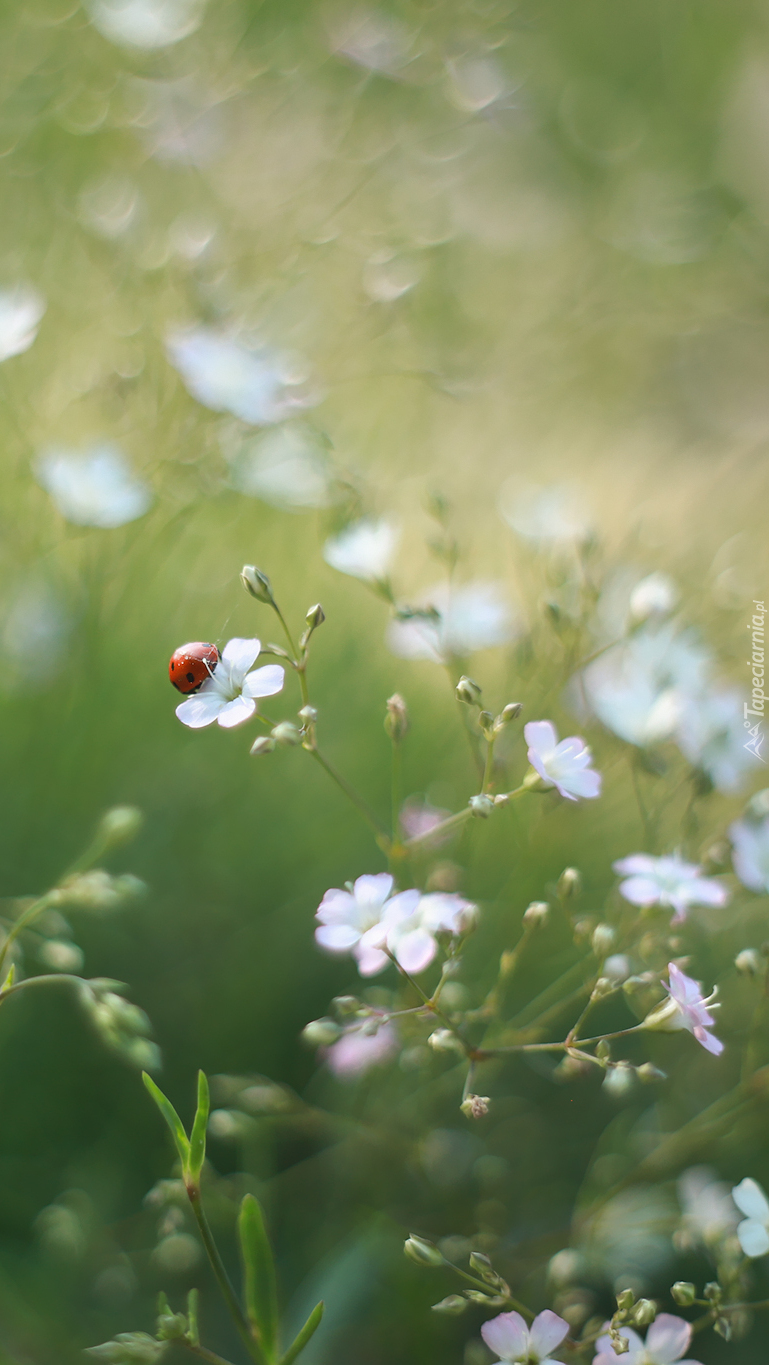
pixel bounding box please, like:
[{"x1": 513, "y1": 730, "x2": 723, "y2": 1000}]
[{"x1": 169, "y1": 642, "x2": 221, "y2": 694}]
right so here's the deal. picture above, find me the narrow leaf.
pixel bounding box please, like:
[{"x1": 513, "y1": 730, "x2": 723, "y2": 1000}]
[
  {"x1": 188, "y1": 1070, "x2": 210, "y2": 1181},
  {"x1": 279, "y1": 1303, "x2": 324, "y2": 1365},
  {"x1": 238, "y1": 1193, "x2": 279, "y2": 1362},
  {"x1": 142, "y1": 1072, "x2": 190, "y2": 1169}
]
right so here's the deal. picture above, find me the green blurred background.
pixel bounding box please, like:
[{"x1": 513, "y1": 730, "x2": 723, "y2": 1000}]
[{"x1": 1, "y1": 0, "x2": 769, "y2": 1359}]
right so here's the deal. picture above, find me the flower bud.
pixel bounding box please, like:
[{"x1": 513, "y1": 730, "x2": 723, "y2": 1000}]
[
  {"x1": 455, "y1": 675, "x2": 482, "y2": 704},
  {"x1": 523, "y1": 901, "x2": 550, "y2": 927},
  {"x1": 616, "y1": 1288, "x2": 635, "y2": 1311},
  {"x1": 558, "y1": 867, "x2": 581, "y2": 898},
  {"x1": 384, "y1": 694, "x2": 409, "y2": 742},
  {"x1": 636, "y1": 1062, "x2": 667, "y2": 1083},
  {"x1": 250, "y1": 736, "x2": 276, "y2": 756},
  {"x1": 641, "y1": 996, "x2": 680, "y2": 1032},
  {"x1": 596, "y1": 1039, "x2": 611, "y2": 1062},
  {"x1": 468, "y1": 1251, "x2": 493, "y2": 1275},
  {"x1": 332, "y1": 995, "x2": 361, "y2": 1016},
  {"x1": 591, "y1": 923, "x2": 616, "y2": 957},
  {"x1": 590, "y1": 977, "x2": 615, "y2": 1001},
  {"x1": 703, "y1": 1282, "x2": 721, "y2": 1303},
  {"x1": 428, "y1": 1029, "x2": 464, "y2": 1053},
  {"x1": 431, "y1": 1295, "x2": 467, "y2": 1315},
  {"x1": 746, "y1": 788, "x2": 769, "y2": 820},
  {"x1": 498, "y1": 703, "x2": 523, "y2": 724},
  {"x1": 241, "y1": 565, "x2": 274, "y2": 604},
  {"x1": 460, "y1": 1094, "x2": 490, "y2": 1119},
  {"x1": 671, "y1": 1282, "x2": 696, "y2": 1307},
  {"x1": 469, "y1": 794, "x2": 494, "y2": 819},
  {"x1": 404, "y1": 1235, "x2": 444, "y2": 1266},
  {"x1": 735, "y1": 948, "x2": 761, "y2": 976},
  {"x1": 271, "y1": 722, "x2": 302, "y2": 747},
  {"x1": 301, "y1": 1018, "x2": 342, "y2": 1047},
  {"x1": 611, "y1": 1335, "x2": 630, "y2": 1356},
  {"x1": 714, "y1": 1317, "x2": 731, "y2": 1341},
  {"x1": 602, "y1": 1061, "x2": 635, "y2": 1097},
  {"x1": 305, "y1": 603, "x2": 325, "y2": 629},
  {"x1": 86, "y1": 1333, "x2": 166, "y2": 1363},
  {"x1": 630, "y1": 1299, "x2": 656, "y2": 1327},
  {"x1": 478, "y1": 710, "x2": 495, "y2": 734},
  {"x1": 298, "y1": 705, "x2": 318, "y2": 723},
  {"x1": 97, "y1": 806, "x2": 143, "y2": 850}
]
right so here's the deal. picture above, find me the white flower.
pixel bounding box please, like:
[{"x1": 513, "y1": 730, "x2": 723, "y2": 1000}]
[
  {"x1": 166, "y1": 328, "x2": 315, "y2": 425},
  {"x1": 175, "y1": 638, "x2": 284, "y2": 729},
  {"x1": 732, "y1": 1177, "x2": 769, "y2": 1257},
  {"x1": 677, "y1": 688, "x2": 757, "y2": 793},
  {"x1": 730, "y1": 816, "x2": 769, "y2": 893},
  {"x1": 593, "y1": 1314, "x2": 702, "y2": 1364},
  {"x1": 323, "y1": 519, "x2": 398, "y2": 582},
  {"x1": 644, "y1": 963, "x2": 723, "y2": 1056},
  {"x1": 629, "y1": 572, "x2": 678, "y2": 623},
  {"x1": 677, "y1": 1167, "x2": 738, "y2": 1247},
  {"x1": 0, "y1": 286, "x2": 45, "y2": 361},
  {"x1": 84, "y1": 0, "x2": 205, "y2": 49},
  {"x1": 326, "y1": 1022, "x2": 398, "y2": 1079},
  {"x1": 577, "y1": 623, "x2": 710, "y2": 747},
  {"x1": 524, "y1": 720, "x2": 601, "y2": 801},
  {"x1": 499, "y1": 480, "x2": 591, "y2": 544},
  {"x1": 482, "y1": 1309, "x2": 569, "y2": 1365},
  {"x1": 613, "y1": 853, "x2": 728, "y2": 924},
  {"x1": 603, "y1": 953, "x2": 631, "y2": 983},
  {"x1": 35, "y1": 445, "x2": 152, "y2": 528},
  {"x1": 224, "y1": 423, "x2": 331, "y2": 510},
  {"x1": 386, "y1": 582, "x2": 519, "y2": 662},
  {"x1": 314, "y1": 874, "x2": 476, "y2": 977}
]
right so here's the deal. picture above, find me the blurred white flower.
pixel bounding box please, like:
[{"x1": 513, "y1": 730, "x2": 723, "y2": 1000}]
[
  {"x1": 36, "y1": 445, "x2": 152, "y2": 528},
  {"x1": 0, "y1": 286, "x2": 45, "y2": 361},
  {"x1": 447, "y1": 56, "x2": 508, "y2": 113},
  {"x1": 677, "y1": 1167, "x2": 738, "y2": 1247},
  {"x1": 0, "y1": 579, "x2": 69, "y2": 686},
  {"x1": 323, "y1": 518, "x2": 398, "y2": 582},
  {"x1": 175, "y1": 638, "x2": 283, "y2": 730},
  {"x1": 603, "y1": 954, "x2": 631, "y2": 983},
  {"x1": 84, "y1": 0, "x2": 205, "y2": 49},
  {"x1": 326, "y1": 1022, "x2": 398, "y2": 1079},
  {"x1": 593, "y1": 1314, "x2": 701, "y2": 1365},
  {"x1": 629, "y1": 572, "x2": 678, "y2": 623},
  {"x1": 644, "y1": 963, "x2": 722, "y2": 1056},
  {"x1": 677, "y1": 688, "x2": 757, "y2": 793},
  {"x1": 732, "y1": 1177, "x2": 769, "y2": 1257},
  {"x1": 224, "y1": 423, "x2": 332, "y2": 510},
  {"x1": 729, "y1": 816, "x2": 769, "y2": 893},
  {"x1": 387, "y1": 582, "x2": 518, "y2": 662},
  {"x1": 524, "y1": 720, "x2": 602, "y2": 801},
  {"x1": 613, "y1": 853, "x2": 728, "y2": 924},
  {"x1": 577, "y1": 624, "x2": 710, "y2": 747},
  {"x1": 315, "y1": 874, "x2": 476, "y2": 976},
  {"x1": 167, "y1": 328, "x2": 316, "y2": 425},
  {"x1": 399, "y1": 798, "x2": 451, "y2": 842},
  {"x1": 482, "y1": 1309, "x2": 569, "y2": 1365},
  {"x1": 500, "y1": 480, "x2": 592, "y2": 544}
]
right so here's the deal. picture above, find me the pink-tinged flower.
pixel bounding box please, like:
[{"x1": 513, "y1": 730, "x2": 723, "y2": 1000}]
[
  {"x1": 314, "y1": 876, "x2": 477, "y2": 977},
  {"x1": 644, "y1": 963, "x2": 723, "y2": 1056},
  {"x1": 399, "y1": 798, "x2": 451, "y2": 842},
  {"x1": 482, "y1": 1309, "x2": 569, "y2": 1364},
  {"x1": 593, "y1": 1313, "x2": 702, "y2": 1364},
  {"x1": 524, "y1": 721, "x2": 601, "y2": 801},
  {"x1": 613, "y1": 853, "x2": 728, "y2": 924},
  {"x1": 175, "y1": 638, "x2": 284, "y2": 729},
  {"x1": 326, "y1": 1022, "x2": 398, "y2": 1080}
]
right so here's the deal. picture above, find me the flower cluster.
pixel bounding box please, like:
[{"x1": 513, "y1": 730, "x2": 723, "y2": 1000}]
[{"x1": 314, "y1": 873, "x2": 476, "y2": 976}]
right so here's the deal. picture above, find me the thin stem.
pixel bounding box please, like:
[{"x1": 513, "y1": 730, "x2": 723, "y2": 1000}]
[
  {"x1": 307, "y1": 748, "x2": 390, "y2": 842},
  {"x1": 187, "y1": 1189, "x2": 261, "y2": 1364},
  {"x1": 385, "y1": 949, "x2": 470, "y2": 1054},
  {"x1": 481, "y1": 732, "x2": 496, "y2": 794},
  {"x1": 447, "y1": 1263, "x2": 534, "y2": 1323},
  {"x1": 391, "y1": 737, "x2": 402, "y2": 845},
  {"x1": 404, "y1": 806, "x2": 472, "y2": 850},
  {"x1": 0, "y1": 893, "x2": 53, "y2": 978},
  {"x1": 577, "y1": 1024, "x2": 644, "y2": 1046}
]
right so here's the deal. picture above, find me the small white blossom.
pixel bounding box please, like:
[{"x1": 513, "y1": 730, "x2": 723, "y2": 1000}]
[
  {"x1": 323, "y1": 519, "x2": 399, "y2": 582},
  {"x1": 576, "y1": 623, "x2": 710, "y2": 748},
  {"x1": 36, "y1": 445, "x2": 152, "y2": 528},
  {"x1": 314, "y1": 874, "x2": 476, "y2": 977},
  {"x1": 386, "y1": 582, "x2": 519, "y2": 662},
  {"x1": 593, "y1": 1314, "x2": 702, "y2": 1365},
  {"x1": 499, "y1": 480, "x2": 592, "y2": 544},
  {"x1": 732, "y1": 1177, "x2": 769, "y2": 1258},
  {"x1": 644, "y1": 963, "x2": 723, "y2": 1056},
  {"x1": 730, "y1": 816, "x2": 769, "y2": 893},
  {"x1": 482, "y1": 1309, "x2": 569, "y2": 1365},
  {"x1": 677, "y1": 688, "x2": 757, "y2": 793},
  {"x1": 613, "y1": 853, "x2": 728, "y2": 924},
  {"x1": 84, "y1": 0, "x2": 205, "y2": 48},
  {"x1": 175, "y1": 638, "x2": 284, "y2": 729},
  {"x1": 0, "y1": 286, "x2": 45, "y2": 361},
  {"x1": 326, "y1": 1022, "x2": 398, "y2": 1079},
  {"x1": 224, "y1": 423, "x2": 331, "y2": 510},
  {"x1": 677, "y1": 1167, "x2": 738, "y2": 1247},
  {"x1": 524, "y1": 720, "x2": 601, "y2": 801},
  {"x1": 167, "y1": 327, "x2": 315, "y2": 425},
  {"x1": 629, "y1": 572, "x2": 678, "y2": 622}
]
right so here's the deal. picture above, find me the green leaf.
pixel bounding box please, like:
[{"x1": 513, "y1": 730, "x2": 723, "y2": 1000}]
[
  {"x1": 188, "y1": 1070, "x2": 209, "y2": 1182},
  {"x1": 279, "y1": 1303, "x2": 324, "y2": 1365},
  {"x1": 238, "y1": 1193, "x2": 279, "y2": 1363},
  {"x1": 142, "y1": 1073, "x2": 190, "y2": 1170}
]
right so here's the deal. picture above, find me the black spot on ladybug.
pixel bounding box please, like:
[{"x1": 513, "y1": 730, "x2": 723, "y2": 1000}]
[{"x1": 186, "y1": 672, "x2": 195, "y2": 683}]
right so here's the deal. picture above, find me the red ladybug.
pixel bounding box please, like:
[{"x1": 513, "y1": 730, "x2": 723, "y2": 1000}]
[{"x1": 169, "y1": 642, "x2": 220, "y2": 694}]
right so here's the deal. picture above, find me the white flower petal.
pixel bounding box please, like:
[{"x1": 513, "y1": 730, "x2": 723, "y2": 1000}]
[
  {"x1": 216, "y1": 695, "x2": 256, "y2": 728},
  {"x1": 738, "y1": 1217, "x2": 769, "y2": 1257},
  {"x1": 528, "y1": 1310, "x2": 569, "y2": 1358},
  {"x1": 645, "y1": 1313, "x2": 691, "y2": 1364},
  {"x1": 243, "y1": 663, "x2": 285, "y2": 699},
  {"x1": 175, "y1": 692, "x2": 225, "y2": 728},
  {"x1": 524, "y1": 720, "x2": 557, "y2": 757},
  {"x1": 732, "y1": 1177, "x2": 769, "y2": 1223},
  {"x1": 391, "y1": 927, "x2": 436, "y2": 974},
  {"x1": 315, "y1": 924, "x2": 360, "y2": 952},
  {"x1": 354, "y1": 943, "x2": 389, "y2": 976},
  {"x1": 352, "y1": 873, "x2": 394, "y2": 909},
  {"x1": 221, "y1": 637, "x2": 261, "y2": 674},
  {"x1": 481, "y1": 1311, "x2": 529, "y2": 1360}
]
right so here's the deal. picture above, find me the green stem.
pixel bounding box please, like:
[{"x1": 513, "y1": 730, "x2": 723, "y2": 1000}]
[
  {"x1": 307, "y1": 748, "x2": 389, "y2": 842},
  {"x1": 386, "y1": 949, "x2": 470, "y2": 1054},
  {"x1": 481, "y1": 733, "x2": 496, "y2": 794},
  {"x1": 390, "y1": 737, "x2": 402, "y2": 845},
  {"x1": 0, "y1": 893, "x2": 54, "y2": 978},
  {"x1": 447, "y1": 1263, "x2": 534, "y2": 1322},
  {"x1": 187, "y1": 1189, "x2": 261, "y2": 1364}
]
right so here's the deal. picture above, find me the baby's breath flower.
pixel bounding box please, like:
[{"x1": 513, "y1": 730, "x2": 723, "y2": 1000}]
[
  {"x1": 36, "y1": 445, "x2": 152, "y2": 528},
  {"x1": 524, "y1": 721, "x2": 601, "y2": 801},
  {"x1": 613, "y1": 853, "x2": 728, "y2": 924},
  {"x1": 175, "y1": 638, "x2": 284, "y2": 730},
  {"x1": 323, "y1": 518, "x2": 399, "y2": 582},
  {"x1": 643, "y1": 963, "x2": 723, "y2": 1056},
  {"x1": 732, "y1": 1177, "x2": 769, "y2": 1257},
  {"x1": 482, "y1": 1309, "x2": 570, "y2": 1364},
  {"x1": 592, "y1": 1314, "x2": 702, "y2": 1365}
]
